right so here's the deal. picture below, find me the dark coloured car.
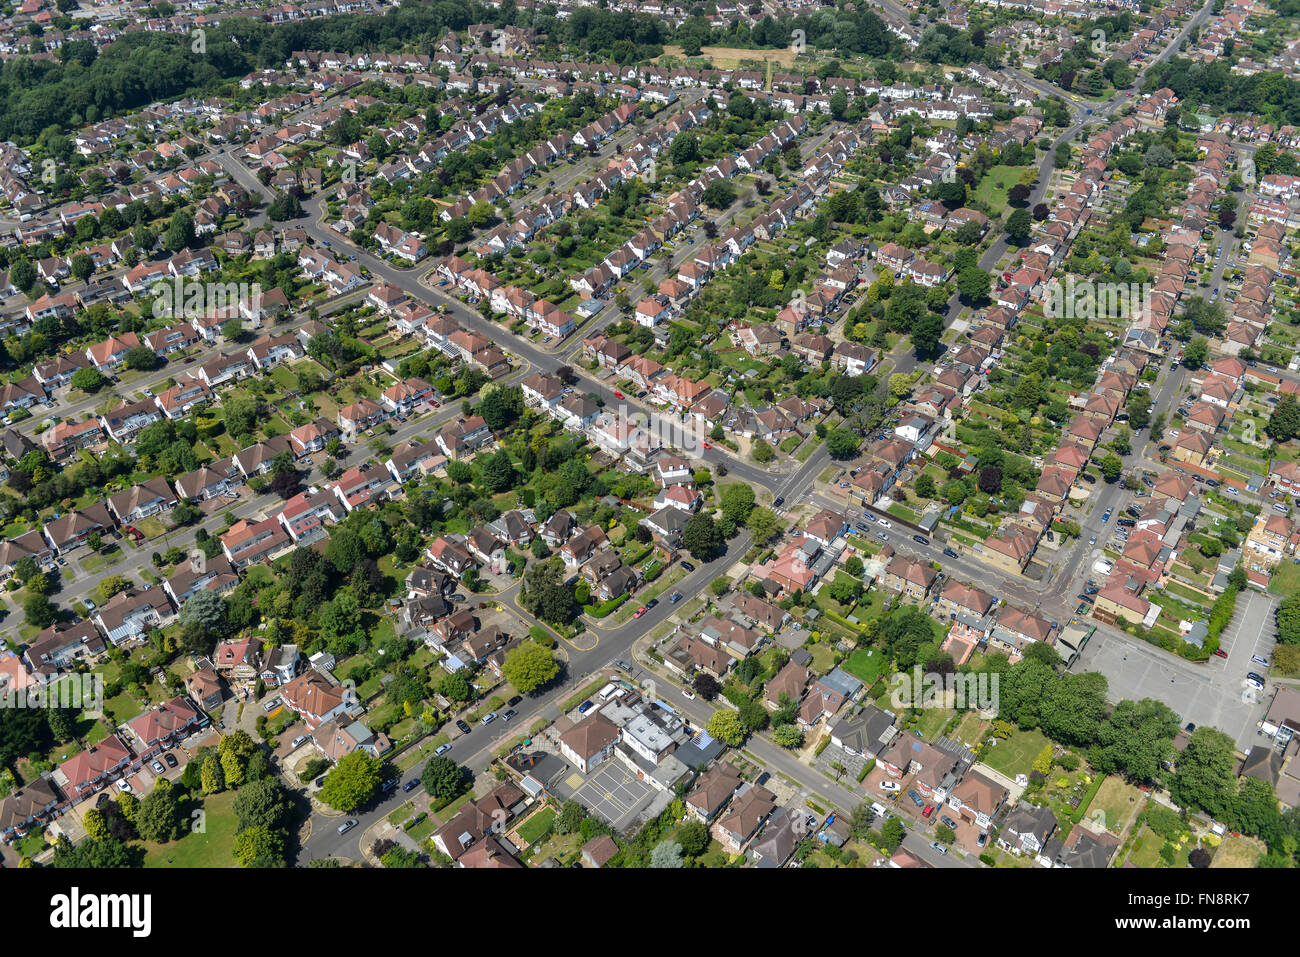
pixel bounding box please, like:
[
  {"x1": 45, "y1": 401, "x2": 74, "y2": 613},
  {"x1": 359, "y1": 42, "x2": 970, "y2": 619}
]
[
  {"x1": 163, "y1": 752, "x2": 178, "y2": 769},
  {"x1": 680, "y1": 561, "x2": 695, "y2": 572},
  {"x1": 455, "y1": 719, "x2": 472, "y2": 734},
  {"x1": 913, "y1": 534, "x2": 930, "y2": 545},
  {"x1": 507, "y1": 695, "x2": 523, "y2": 708},
  {"x1": 645, "y1": 598, "x2": 659, "y2": 610},
  {"x1": 403, "y1": 778, "x2": 421, "y2": 793},
  {"x1": 577, "y1": 700, "x2": 594, "y2": 714},
  {"x1": 943, "y1": 547, "x2": 959, "y2": 558},
  {"x1": 907, "y1": 789, "x2": 924, "y2": 807},
  {"x1": 669, "y1": 592, "x2": 683, "y2": 604},
  {"x1": 773, "y1": 496, "x2": 785, "y2": 507}
]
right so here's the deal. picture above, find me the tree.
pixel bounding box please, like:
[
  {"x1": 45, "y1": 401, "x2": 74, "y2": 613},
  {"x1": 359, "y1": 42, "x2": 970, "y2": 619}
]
[
  {"x1": 556, "y1": 800, "x2": 586, "y2": 835},
  {"x1": 650, "y1": 840, "x2": 685, "y2": 867},
  {"x1": 135, "y1": 777, "x2": 184, "y2": 843},
  {"x1": 233, "y1": 825, "x2": 286, "y2": 868},
  {"x1": 677, "y1": 819, "x2": 710, "y2": 857},
  {"x1": 977, "y1": 466, "x2": 1002, "y2": 494},
  {"x1": 1004, "y1": 208, "x2": 1032, "y2": 244},
  {"x1": 233, "y1": 777, "x2": 294, "y2": 833},
  {"x1": 773, "y1": 724, "x2": 804, "y2": 749},
  {"x1": 520, "y1": 558, "x2": 579, "y2": 627},
  {"x1": 751, "y1": 439, "x2": 775, "y2": 463},
  {"x1": 915, "y1": 473, "x2": 936, "y2": 499},
  {"x1": 702, "y1": 179, "x2": 736, "y2": 210},
  {"x1": 706, "y1": 709, "x2": 745, "y2": 746},
  {"x1": 881, "y1": 816, "x2": 905, "y2": 851},
  {"x1": 911, "y1": 312, "x2": 944, "y2": 358},
  {"x1": 1088, "y1": 698, "x2": 1179, "y2": 783},
  {"x1": 421, "y1": 755, "x2": 467, "y2": 802},
  {"x1": 70, "y1": 367, "x2": 108, "y2": 393},
  {"x1": 692, "y1": 673, "x2": 721, "y2": 700},
  {"x1": 746, "y1": 506, "x2": 781, "y2": 545},
  {"x1": 1182, "y1": 337, "x2": 1209, "y2": 370},
  {"x1": 24, "y1": 594, "x2": 58, "y2": 628},
  {"x1": 319, "y1": 751, "x2": 381, "y2": 812},
  {"x1": 825, "y1": 428, "x2": 861, "y2": 460},
  {"x1": 180, "y1": 589, "x2": 227, "y2": 637},
  {"x1": 70, "y1": 252, "x2": 94, "y2": 282},
  {"x1": 681, "y1": 511, "x2": 724, "y2": 562},
  {"x1": 957, "y1": 265, "x2": 991, "y2": 304},
  {"x1": 501, "y1": 641, "x2": 559, "y2": 694},
  {"x1": 83, "y1": 807, "x2": 110, "y2": 841},
  {"x1": 1170, "y1": 727, "x2": 1237, "y2": 817},
  {"x1": 1268, "y1": 394, "x2": 1300, "y2": 443},
  {"x1": 1100, "y1": 454, "x2": 1124, "y2": 483},
  {"x1": 720, "y1": 483, "x2": 756, "y2": 525}
]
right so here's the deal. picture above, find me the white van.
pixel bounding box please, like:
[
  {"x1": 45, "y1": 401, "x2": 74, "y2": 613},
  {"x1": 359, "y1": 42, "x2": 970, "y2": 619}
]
[{"x1": 597, "y1": 682, "x2": 620, "y2": 702}]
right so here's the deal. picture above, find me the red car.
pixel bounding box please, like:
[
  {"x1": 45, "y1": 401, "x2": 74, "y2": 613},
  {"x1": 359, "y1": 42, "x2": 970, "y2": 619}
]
[
  {"x1": 922, "y1": 804, "x2": 935, "y2": 819},
  {"x1": 1213, "y1": 648, "x2": 1229, "y2": 659},
  {"x1": 633, "y1": 606, "x2": 647, "y2": 618},
  {"x1": 702, "y1": 441, "x2": 712, "y2": 449},
  {"x1": 613, "y1": 390, "x2": 625, "y2": 400}
]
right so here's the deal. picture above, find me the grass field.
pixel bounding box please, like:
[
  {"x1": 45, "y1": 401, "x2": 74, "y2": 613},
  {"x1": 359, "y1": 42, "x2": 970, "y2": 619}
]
[
  {"x1": 1269, "y1": 559, "x2": 1300, "y2": 597},
  {"x1": 979, "y1": 728, "x2": 1051, "y2": 778},
  {"x1": 657, "y1": 44, "x2": 796, "y2": 69},
  {"x1": 974, "y1": 165, "x2": 1031, "y2": 215},
  {"x1": 516, "y1": 806, "x2": 556, "y2": 846},
  {"x1": 142, "y1": 790, "x2": 238, "y2": 868},
  {"x1": 1087, "y1": 776, "x2": 1143, "y2": 835},
  {"x1": 1210, "y1": 834, "x2": 1263, "y2": 868}
]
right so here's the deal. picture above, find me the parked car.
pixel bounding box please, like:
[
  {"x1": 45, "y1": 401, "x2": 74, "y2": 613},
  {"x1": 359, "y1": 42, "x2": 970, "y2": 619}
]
[
  {"x1": 645, "y1": 598, "x2": 659, "y2": 609},
  {"x1": 773, "y1": 496, "x2": 785, "y2": 507},
  {"x1": 922, "y1": 804, "x2": 935, "y2": 819},
  {"x1": 940, "y1": 815, "x2": 957, "y2": 830},
  {"x1": 150, "y1": 761, "x2": 165, "y2": 774},
  {"x1": 877, "y1": 531, "x2": 889, "y2": 542},
  {"x1": 163, "y1": 752, "x2": 178, "y2": 769},
  {"x1": 1246, "y1": 674, "x2": 1265, "y2": 691},
  {"x1": 403, "y1": 778, "x2": 421, "y2": 792},
  {"x1": 502, "y1": 709, "x2": 518, "y2": 722},
  {"x1": 434, "y1": 744, "x2": 452, "y2": 756},
  {"x1": 680, "y1": 561, "x2": 695, "y2": 572},
  {"x1": 878, "y1": 518, "x2": 893, "y2": 529},
  {"x1": 907, "y1": 789, "x2": 924, "y2": 807},
  {"x1": 669, "y1": 592, "x2": 683, "y2": 604},
  {"x1": 929, "y1": 840, "x2": 948, "y2": 854},
  {"x1": 481, "y1": 712, "x2": 498, "y2": 725},
  {"x1": 633, "y1": 606, "x2": 647, "y2": 619},
  {"x1": 455, "y1": 719, "x2": 472, "y2": 734},
  {"x1": 977, "y1": 832, "x2": 988, "y2": 848},
  {"x1": 291, "y1": 734, "x2": 309, "y2": 749},
  {"x1": 116, "y1": 780, "x2": 132, "y2": 793},
  {"x1": 337, "y1": 819, "x2": 358, "y2": 835},
  {"x1": 1213, "y1": 648, "x2": 1229, "y2": 659},
  {"x1": 942, "y1": 547, "x2": 959, "y2": 558},
  {"x1": 1252, "y1": 655, "x2": 1270, "y2": 666},
  {"x1": 577, "y1": 700, "x2": 594, "y2": 714},
  {"x1": 879, "y1": 781, "x2": 900, "y2": 793},
  {"x1": 507, "y1": 695, "x2": 523, "y2": 708}
]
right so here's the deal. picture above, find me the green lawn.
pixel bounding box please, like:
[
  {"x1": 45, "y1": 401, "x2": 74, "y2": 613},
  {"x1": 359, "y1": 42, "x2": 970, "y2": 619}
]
[
  {"x1": 142, "y1": 790, "x2": 239, "y2": 867},
  {"x1": 1086, "y1": 775, "x2": 1143, "y2": 835},
  {"x1": 979, "y1": 728, "x2": 1051, "y2": 778},
  {"x1": 515, "y1": 806, "x2": 556, "y2": 846},
  {"x1": 1269, "y1": 559, "x2": 1300, "y2": 597},
  {"x1": 974, "y1": 165, "x2": 1030, "y2": 215}
]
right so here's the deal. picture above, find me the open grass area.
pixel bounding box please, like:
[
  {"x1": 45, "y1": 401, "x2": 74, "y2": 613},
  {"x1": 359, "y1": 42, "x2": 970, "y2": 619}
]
[
  {"x1": 979, "y1": 728, "x2": 1051, "y2": 778},
  {"x1": 1210, "y1": 834, "x2": 1264, "y2": 868},
  {"x1": 141, "y1": 790, "x2": 238, "y2": 868},
  {"x1": 1087, "y1": 776, "x2": 1144, "y2": 835},
  {"x1": 516, "y1": 806, "x2": 556, "y2": 846},
  {"x1": 974, "y1": 165, "x2": 1031, "y2": 215},
  {"x1": 1268, "y1": 558, "x2": 1300, "y2": 597}
]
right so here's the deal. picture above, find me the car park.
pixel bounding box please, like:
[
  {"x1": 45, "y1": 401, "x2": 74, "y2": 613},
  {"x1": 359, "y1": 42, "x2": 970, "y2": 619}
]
[{"x1": 1252, "y1": 655, "x2": 1270, "y2": 666}]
